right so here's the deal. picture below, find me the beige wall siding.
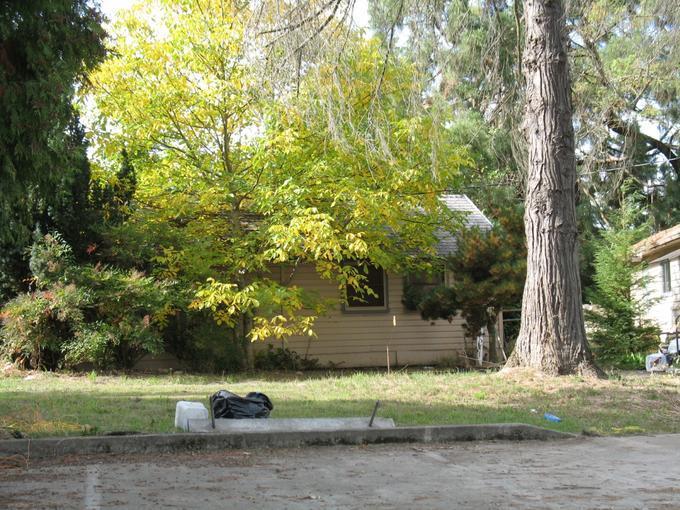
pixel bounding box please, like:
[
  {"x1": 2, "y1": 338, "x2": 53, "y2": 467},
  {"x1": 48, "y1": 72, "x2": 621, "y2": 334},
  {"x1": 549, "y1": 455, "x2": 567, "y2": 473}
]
[
  {"x1": 262, "y1": 264, "x2": 470, "y2": 367},
  {"x1": 635, "y1": 249, "x2": 680, "y2": 337}
]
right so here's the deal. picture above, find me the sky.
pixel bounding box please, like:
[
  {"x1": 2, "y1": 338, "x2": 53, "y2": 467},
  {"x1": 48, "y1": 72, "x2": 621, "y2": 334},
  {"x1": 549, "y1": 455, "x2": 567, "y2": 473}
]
[
  {"x1": 96, "y1": 0, "x2": 664, "y2": 144},
  {"x1": 99, "y1": 0, "x2": 135, "y2": 18},
  {"x1": 99, "y1": 0, "x2": 371, "y2": 27}
]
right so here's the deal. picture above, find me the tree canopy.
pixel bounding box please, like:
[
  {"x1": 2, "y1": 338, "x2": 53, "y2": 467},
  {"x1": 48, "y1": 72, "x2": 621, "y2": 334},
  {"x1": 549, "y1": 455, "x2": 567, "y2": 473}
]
[
  {"x1": 2, "y1": 0, "x2": 677, "y2": 372},
  {"x1": 86, "y1": 0, "x2": 466, "y2": 343},
  {"x1": 0, "y1": 0, "x2": 106, "y2": 244},
  {"x1": 367, "y1": 0, "x2": 679, "y2": 229}
]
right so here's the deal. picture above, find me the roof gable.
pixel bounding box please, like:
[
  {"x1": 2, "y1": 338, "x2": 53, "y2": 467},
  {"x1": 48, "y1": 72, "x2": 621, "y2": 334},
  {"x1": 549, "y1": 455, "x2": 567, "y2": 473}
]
[
  {"x1": 436, "y1": 194, "x2": 493, "y2": 256},
  {"x1": 632, "y1": 223, "x2": 680, "y2": 262}
]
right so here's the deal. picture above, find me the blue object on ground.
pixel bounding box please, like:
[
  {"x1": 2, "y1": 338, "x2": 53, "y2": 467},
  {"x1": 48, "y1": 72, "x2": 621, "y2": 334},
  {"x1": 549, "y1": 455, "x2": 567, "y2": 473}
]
[{"x1": 543, "y1": 412, "x2": 562, "y2": 423}]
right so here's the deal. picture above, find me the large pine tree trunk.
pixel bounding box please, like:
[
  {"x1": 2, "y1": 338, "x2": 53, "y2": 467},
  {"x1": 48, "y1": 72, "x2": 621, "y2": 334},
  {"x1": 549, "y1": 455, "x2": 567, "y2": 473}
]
[{"x1": 506, "y1": 0, "x2": 599, "y2": 375}]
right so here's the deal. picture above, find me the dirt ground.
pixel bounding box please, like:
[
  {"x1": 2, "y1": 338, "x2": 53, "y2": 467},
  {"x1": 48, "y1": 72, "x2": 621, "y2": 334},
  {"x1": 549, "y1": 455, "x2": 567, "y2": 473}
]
[{"x1": 2, "y1": 434, "x2": 680, "y2": 509}]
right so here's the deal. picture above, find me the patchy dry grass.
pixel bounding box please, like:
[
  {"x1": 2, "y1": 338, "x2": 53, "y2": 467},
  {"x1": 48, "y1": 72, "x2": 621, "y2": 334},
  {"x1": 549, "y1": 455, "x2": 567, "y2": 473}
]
[{"x1": 1, "y1": 368, "x2": 679, "y2": 438}]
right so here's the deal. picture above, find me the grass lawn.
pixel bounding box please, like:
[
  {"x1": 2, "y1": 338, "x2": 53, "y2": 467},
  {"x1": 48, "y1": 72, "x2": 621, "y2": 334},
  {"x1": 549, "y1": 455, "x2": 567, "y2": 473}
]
[{"x1": 1, "y1": 368, "x2": 679, "y2": 438}]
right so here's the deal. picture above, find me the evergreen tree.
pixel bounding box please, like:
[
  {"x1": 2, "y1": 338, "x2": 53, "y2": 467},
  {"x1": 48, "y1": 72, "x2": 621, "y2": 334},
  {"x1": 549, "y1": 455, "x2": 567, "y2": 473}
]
[
  {"x1": 0, "y1": 0, "x2": 106, "y2": 300},
  {"x1": 412, "y1": 194, "x2": 526, "y2": 361},
  {"x1": 585, "y1": 193, "x2": 660, "y2": 367}
]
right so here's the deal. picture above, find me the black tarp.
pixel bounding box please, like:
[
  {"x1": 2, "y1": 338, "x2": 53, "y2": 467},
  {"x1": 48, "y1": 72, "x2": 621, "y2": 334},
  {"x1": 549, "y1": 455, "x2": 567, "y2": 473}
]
[{"x1": 210, "y1": 390, "x2": 273, "y2": 419}]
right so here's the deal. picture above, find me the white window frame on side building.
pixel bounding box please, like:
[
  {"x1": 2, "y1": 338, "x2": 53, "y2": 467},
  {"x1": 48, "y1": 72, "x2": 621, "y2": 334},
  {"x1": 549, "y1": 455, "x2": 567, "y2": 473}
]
[{"x1": 661, "y1": 259, "x2": 672, "y2": 294}]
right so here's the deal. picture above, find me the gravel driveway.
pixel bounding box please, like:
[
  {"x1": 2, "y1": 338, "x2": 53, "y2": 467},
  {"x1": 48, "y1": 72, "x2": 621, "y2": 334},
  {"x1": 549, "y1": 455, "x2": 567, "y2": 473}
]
[{"x1": 2, "y1": 434, "x2": 679, "y2": 509}]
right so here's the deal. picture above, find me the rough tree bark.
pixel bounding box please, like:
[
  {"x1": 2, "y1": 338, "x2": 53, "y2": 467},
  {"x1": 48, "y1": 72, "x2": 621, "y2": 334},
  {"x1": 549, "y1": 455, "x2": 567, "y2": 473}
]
[{"x1": 505, "y1": 0, "x2": 600, "y2": 376}]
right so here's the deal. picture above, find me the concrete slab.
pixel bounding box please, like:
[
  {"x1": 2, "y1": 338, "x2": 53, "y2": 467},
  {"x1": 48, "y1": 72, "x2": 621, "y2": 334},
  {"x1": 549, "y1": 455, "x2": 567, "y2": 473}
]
[
  {"x1": 188, "y1": 417, "x2": 396, "y2": 432},
  {"x1": 0, "y1": 424, "x2": 573, "y2": 460}
]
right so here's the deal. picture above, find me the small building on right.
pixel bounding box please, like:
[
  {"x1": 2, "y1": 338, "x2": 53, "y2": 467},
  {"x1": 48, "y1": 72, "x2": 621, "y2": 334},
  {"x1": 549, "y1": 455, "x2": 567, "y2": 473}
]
[{"x1": 632, "y1": 224, "x2": 680, "y2": 338}]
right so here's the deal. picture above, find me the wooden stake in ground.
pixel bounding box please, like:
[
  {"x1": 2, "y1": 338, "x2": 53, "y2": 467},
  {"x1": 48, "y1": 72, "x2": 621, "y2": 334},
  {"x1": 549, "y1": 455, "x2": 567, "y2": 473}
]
[{"x1": 506, "y1": 0, "x2": 599, "y2": 376}]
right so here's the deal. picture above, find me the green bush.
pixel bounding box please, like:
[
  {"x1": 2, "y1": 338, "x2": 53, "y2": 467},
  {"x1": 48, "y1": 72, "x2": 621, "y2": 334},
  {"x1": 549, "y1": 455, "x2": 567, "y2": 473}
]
[
  {"x1": 28, "y1": 231, "x2": 75, "y2": 285},
  {"x1": 614, "y1": 353, "x2": 647, "y2": 370},
  {"x1": 401, "y1": 282, "x2": 426, "y2": 312},
  {"x1": 254, "y1": 344, "x2": 318, "y2": 371},
  {"x1": 0, "y1": 283, "x2": 88, "y2": 369},
  {"x1": 585, "y1": 194, "x2": 660, "y2": 367},
  {"x1": 403, "y1": 196, "x2": 525, "y2": 362},
  {"x1": 415, "y1": 285, "x2": 461, "y2": 323},
  {"x1": 164, "y1": 312, "x2": 247, "y2": 373},
  {"x1": 0, "y1": 233, "x2": 174, "y2": 369}
]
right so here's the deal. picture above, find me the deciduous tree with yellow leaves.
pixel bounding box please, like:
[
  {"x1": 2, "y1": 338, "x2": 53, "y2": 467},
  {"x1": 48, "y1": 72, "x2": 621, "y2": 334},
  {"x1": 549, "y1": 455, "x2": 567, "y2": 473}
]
[{"x1": 86, "y1": 0, "x2": 466, "y2": 358}]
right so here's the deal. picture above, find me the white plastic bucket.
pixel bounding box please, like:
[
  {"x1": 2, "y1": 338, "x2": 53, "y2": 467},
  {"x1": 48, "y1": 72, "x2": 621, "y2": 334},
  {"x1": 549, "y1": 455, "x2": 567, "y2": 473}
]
[{"x1": 174, "y1": 401, "x2": 209, "y2": 431}]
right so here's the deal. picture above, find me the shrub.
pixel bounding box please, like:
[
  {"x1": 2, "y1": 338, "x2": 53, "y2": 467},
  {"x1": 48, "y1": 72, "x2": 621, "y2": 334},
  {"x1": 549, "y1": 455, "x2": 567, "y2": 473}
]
[
  {"x1": 164, "y1": 312, "x2": 247, "y2": 373},
  {"x1": 28, "y1": 232, "x2": 74, "y2": 285},
  {"x1": 254, "y1": 344, "x2": 318, "y2": 371},
  {"x1": 614, "y1": 353, "x2": 648, "y2": 370},
  {"x1": 68, "y1": 265, "x2": 174, "y2": 368},
  {"x1": 403, "y1": 196, "x2": 525, "y2": 362},
  {"x1": 0, "y1": 233, "x2": 174, "y2": 369},
  {"x1": 585, "y1": 193, "x2": 660, "y2": 367},
  {"x1": 0, "y1": 284, "x2": 88, "y2": 370}
]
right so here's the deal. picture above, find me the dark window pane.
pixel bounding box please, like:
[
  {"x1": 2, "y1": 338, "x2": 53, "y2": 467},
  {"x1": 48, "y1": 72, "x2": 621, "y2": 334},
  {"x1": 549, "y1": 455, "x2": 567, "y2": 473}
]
[{"x1": 347, "y1": 264, "x2": 386, "y2": 308}]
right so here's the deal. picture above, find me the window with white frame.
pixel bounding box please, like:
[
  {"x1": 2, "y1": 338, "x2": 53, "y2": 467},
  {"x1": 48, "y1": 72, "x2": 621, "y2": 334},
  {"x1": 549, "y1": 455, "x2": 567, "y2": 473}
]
[{"x1": 661, "y1": 259, "x2": 672, "y2": 293}]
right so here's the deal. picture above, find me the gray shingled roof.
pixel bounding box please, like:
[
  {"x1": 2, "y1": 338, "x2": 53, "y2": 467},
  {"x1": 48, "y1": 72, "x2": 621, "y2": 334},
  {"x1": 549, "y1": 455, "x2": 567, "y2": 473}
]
[{"x1": 436, "y1": 194, "x2": 493, "y2": 256}]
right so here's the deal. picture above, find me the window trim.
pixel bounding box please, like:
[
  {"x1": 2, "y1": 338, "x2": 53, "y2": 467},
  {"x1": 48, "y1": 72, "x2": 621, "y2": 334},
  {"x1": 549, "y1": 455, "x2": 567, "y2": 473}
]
[
  {"x1": 661, "y1": 259, "x2": 672, "y2": 294},
  {"x1": 343, "y1": 264, "x2": 389, "y2": 313}
]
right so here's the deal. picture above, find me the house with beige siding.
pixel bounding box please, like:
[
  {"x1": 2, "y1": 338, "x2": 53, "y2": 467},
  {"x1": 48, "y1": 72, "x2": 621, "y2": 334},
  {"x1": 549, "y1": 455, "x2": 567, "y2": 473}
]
[
  {"x1": 632, "y1": 224, "x2": 680, "y2": 339},
  {"x1": 259, "y1": 195, "x2": 493, "y2": 368}
]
